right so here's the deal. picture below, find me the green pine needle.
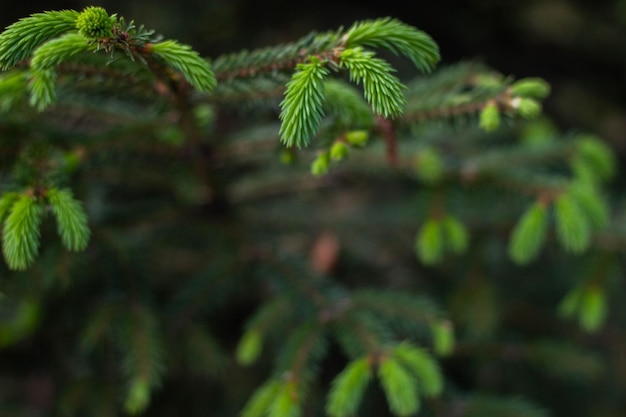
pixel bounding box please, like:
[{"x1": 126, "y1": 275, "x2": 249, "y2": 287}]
[
  {"x1": 2, "y1": 194, "x2": 43, "y2": 271},
  {"x1": 0, "y1": 10, "x2": 80, "y2": 70},
  {"x1": 415, "y1": 218, "x2": 444, "y2": 265},
  {"x1": 339, "y1": 47, "x2": 406, "y2": 119},
  {"x1": 442, "y1": 216, "x2": 469, "y2": 254},
  {"x1": 554, "y1": 193, "x2": 591, "y2": 253},
  {"x1": 344, "y1": 17, "x2": 440, "y2": 73},
  {"x1": 569, "y1": 184, "x2": 609, "y2": 230},
  {"x1": 0, "y1": 192, "x2": 19, "y2": 223},
  {"x1": 124, "y1": 378, "x2": 151, "y2": 415},
  {"x1": 46, "y1": 188, "x2": 90, "y2": 252},
  {"x1": 241, "y1": 379, "x2": 282, "y2": 417},
  {"x1": 327, "y1": 357, "x2": 372, "y2": 417},
  {"x1": 279, "y1": 58, "x2": 329, "y2": 148},
  {"x1": 268, "y1": 382, "x2": 302, "y2": 417},
  {"x1": 30, "y1": 32, "x2": 92, "y2": 70},
  {"x1": 323, "y1": 79, "x2": 374, "y2": 129},
  {"x1": 378, "y1": 356, "x2": 420, "y2": 416},
  {"x1": 236, "y1": 329, "x2": 262, "y2": 366},
  {"x1": 28, "y1": 69, "x2": 56, "y2": 111},
  {"x1": 27, "y1": 33, "x2": 93, "y2": 111},
  {"x1": 393, "y1": 342, "x2": 443, "y2": 397},
  {"x1": 151, "y1": 40, "x2": 217, "y2": 92},
  {"x1": 508, "y1": 201, "x2": 549, "y2": 265},
  {"x1": 579, "y1": 286, "x2": 607, "y2": 332},
  {"x1": 431, "y1": 320, "x2": 455, "y2": 357}
]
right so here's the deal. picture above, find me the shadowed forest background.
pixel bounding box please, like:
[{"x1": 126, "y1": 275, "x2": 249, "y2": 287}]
[{"x1": 2, "y1": 1, "x2": 626, "y2": 417}]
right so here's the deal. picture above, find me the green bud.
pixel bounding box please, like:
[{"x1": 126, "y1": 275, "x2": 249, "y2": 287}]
[
  {"x1": 415, "y1": 147, "x2": 444, "y2": 184},
  {"x1": 330, "y1": 141, "x2": 349, "y2": 161},
  {"x1": 510, "y1": 78, "x2": 551, "y2": 99},
  {"x1": 512, "y1": 97, "x2": 542, "y2": 120},
  {"x1": 479, "y1": 102, "x2": 500, "y2": 132},
  {"x1": 345, "y1": 130, "x2": 369, "y2": 147},
  {"x1": 311, "y1": 152, "x2": 330, "y2": 176},
  {"x1": 76, "y1": 6, "x2": 115, "y2": 39},
  {"x1": 279, "y1": 149, "x2": 295, "y2": 165}
]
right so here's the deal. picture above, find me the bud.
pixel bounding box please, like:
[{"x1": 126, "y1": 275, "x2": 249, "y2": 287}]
[
  {"x1": 311, "y1": 152, "x2": 330, "y2": 176},
  {"x1": 512, "y1": 97, "x2": 542, "y2": 120},
  {"x1": 279, "y1": 149, "x2": 295, "y2": 165},
  {"x1": 414, "y1": 147, "x2": 444, "y2": 184},
  {"x1": 479, "y1": 102, "x2": 500, "y2": 132},
  {"x1": 330, "y1": 141, "x2": 349, "y2": 161},
  {"x1": 510, "y1": 78, "x2": 551, "y2": 99},
  {"x1": 76, "y1": 7, "x2": 116, "y2": 39},
  {"x1": 345, "y1": 130, "x2": 369, "y2": 147}
]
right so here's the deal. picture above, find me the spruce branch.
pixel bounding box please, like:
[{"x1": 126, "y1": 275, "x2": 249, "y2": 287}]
[
  {"x1": 0, "y1": 10, "x2": 80, "y2": 70},
  {"x1": 2, "y1": 194, "x2": 44, "y2": 271},
  {"x1": 344, "y1": 17, "x2": 440, "y2": 73},
  {"x1": 30, "y1": 33, "x2": 93, "y2": 70},
  {"x1": 326, "y1": 356, "x2": 373, "y2": 417},
  {"x1": 508, "y1": 201, "x2": 549, "y2": 265},
  {"x1": 213, "y1": 31, "x2": 340, "y2": 81},
  {"x1": 392, "y1": 342, "x2": 443, "y2": 397},
  {"x1": 149, "y1": 40, "x2": 216, "y2": 92},
  {"x1": 28, "y1": 32, "x2": 94, "y2": 110},
  {"x1": 279, "y1": 57, "x2": 329, "y2": 148},
  {"x1": 120, "y1": 305, "x2": 165, "y2": 415},
  {"x1": 241, "y1": 379, "x2": 282, "y2": 417},
  {"x1": 46, "y1": 187, "x2": 90, "y2": 252},
  {"x1": 378, "y1": 356, "x2": 420, "y2": 416},
  {"x1": 339, "y1": 47, "x2": 406, "y2": 119}
]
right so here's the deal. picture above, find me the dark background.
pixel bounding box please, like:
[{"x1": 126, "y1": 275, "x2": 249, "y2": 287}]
[{"x1": 2, "y1": 0, "x2": 626, "y2": 151}]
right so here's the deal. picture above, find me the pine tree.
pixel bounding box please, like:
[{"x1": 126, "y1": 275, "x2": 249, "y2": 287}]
[{"x1": 0, "y1": 6, "x2": 621, "y2": 417}]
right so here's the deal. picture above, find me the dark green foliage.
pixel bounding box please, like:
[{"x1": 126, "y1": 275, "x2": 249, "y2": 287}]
[{"x1": 0, "y1": 6, "x2": 623, "y2": 417}]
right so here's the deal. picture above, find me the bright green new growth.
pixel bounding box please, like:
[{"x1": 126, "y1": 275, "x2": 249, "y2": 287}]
[
  {"x1": 442, "y1": 216, "x2": 469, "y2": 254},
  {"x1": 236, "y1": 329, "x2": 262, "y2": 366},
  {"x1": 2, "y1": 195, "x2": 44, "y2": 271},
  {"x1": 46, "y1": 188, "x2": 90, "y2": 251},
  {"x1": 241, "y1": 379, "x2": 282, "y2": 417},
  {"x1": 28, "y1": 32, "x2": 93, "y2": 110},
  {"x1": 508, "y1": 201, "x2": 548, "y2": 265},
  {"x1": 279, "y1": 58, "x2": 329, "y2": 148},
  {"x1": 326, "y1": 357, "x2": 372, "y2": 417},
  {"x1": 378, "y1": 356, "x2": 420, "y2": 416},
  {"x1": 339, "y1": 47, "x2": 406, "y2": 119},
  {"x1": 416, "y1": 219, "x2": 444, "y2": 265},
  {"x1": 344, "y1": 17, "x2": 440, "y2": 73},
  {"x1": 393, "y1": 342, "x2": 444, "y2": 396},
  {"x1": 479, "y1": 102, "x2": 500, "y2": 132},
  {"x1": 150, "y1": 40, "x2": 217, "y2": 92},
  {"x1": 75, "y1": 6, "x2": 116, "y2": 39},
  {"x1": 414, "y1": 147, "x2": 445, "y2": 183},
  {"x1": 0, "y1": 10, "x2": 80, "y2": 69},
  {"x1": 554, "y1": 192, "x2": 591, "y2": 253}
]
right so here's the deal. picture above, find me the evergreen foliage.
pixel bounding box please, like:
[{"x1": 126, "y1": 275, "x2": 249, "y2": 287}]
[{"x1": 0, "y1": 5, "x2": 623, "y2": 417}]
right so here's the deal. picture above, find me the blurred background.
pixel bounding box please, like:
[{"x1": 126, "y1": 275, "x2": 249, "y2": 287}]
[{"x1": 2, "y1": 0, "x2": 625, "y2": 155}]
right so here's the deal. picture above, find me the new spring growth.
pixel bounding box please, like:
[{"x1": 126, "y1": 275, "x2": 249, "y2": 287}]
[
  {"x1": 311, "y1": 152, "x2": 331, "y2": 176},
  {"x1": 479, "y1": 101, "x2": 500, "y2": 132},
  {"x1": 75, "y1": 7, "x2": 116, "y2": 39}
]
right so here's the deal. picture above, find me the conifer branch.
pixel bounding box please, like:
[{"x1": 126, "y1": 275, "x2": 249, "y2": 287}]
[
  {"x1": 344, "y1": 17, "x2": 440, "y2": 73},
  {"x1": 339, "y1": 47, "x2": 406, "y2": 119},
  {"x1": 46, "y1": 187, "x2": 90, "y2": 252},
  {"x1": 0, "y1": 10, "x2": 80, "y2": 70},
  {"x1": 149, "y1": 40, "x2": 216, "y2": 92},
  {"x1": 2, "y1": 194, "x2": 43, "y2": 270},
  {"x1": 279, "y1": 57, "x2": 329, "y2": 147}
]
